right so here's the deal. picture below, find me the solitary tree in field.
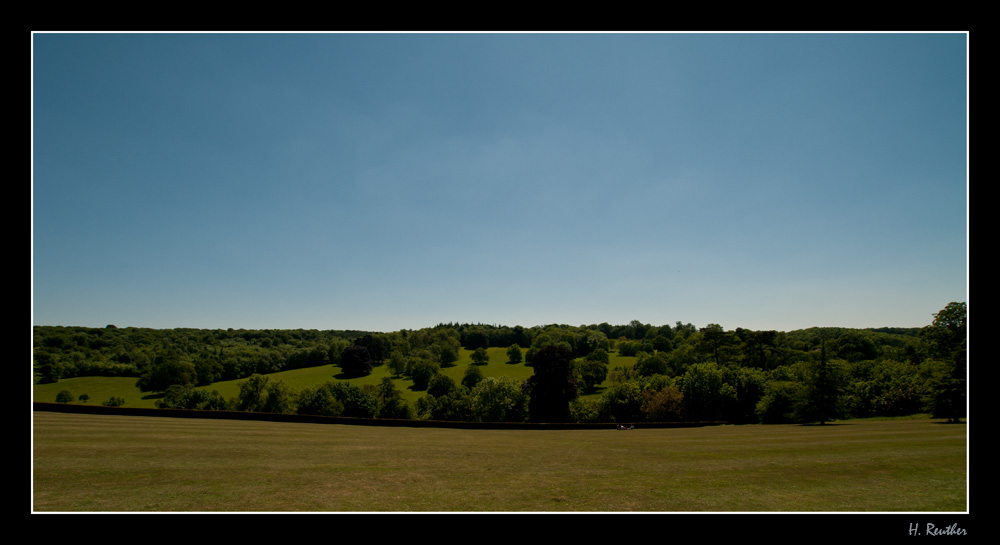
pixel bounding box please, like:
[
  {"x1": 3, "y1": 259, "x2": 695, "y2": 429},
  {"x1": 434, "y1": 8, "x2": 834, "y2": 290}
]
[
  {"x1": 471, "y1": 347, "x2": 490, "y2": 365},
  {"x1": 507, "y1": 344, "x2": 523, "y2": 364}
]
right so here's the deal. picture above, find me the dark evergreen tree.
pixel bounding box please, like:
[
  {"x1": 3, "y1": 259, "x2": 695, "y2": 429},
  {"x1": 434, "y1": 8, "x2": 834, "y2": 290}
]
[
  {"x1": 339, "y1": 345, "x2": 374, "y2": 377},
  {"x1": 795, "y1": 338, "x2": 844, "y2": 424},
  {"x1": 523, "y1": 345, "x2": 579, "y2": 423}
]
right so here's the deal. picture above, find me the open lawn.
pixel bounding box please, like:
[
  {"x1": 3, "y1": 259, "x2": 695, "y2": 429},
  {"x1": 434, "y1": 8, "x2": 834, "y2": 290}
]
[{"x1": 32, "y1": 412, "x2": 966, "y2": 512}]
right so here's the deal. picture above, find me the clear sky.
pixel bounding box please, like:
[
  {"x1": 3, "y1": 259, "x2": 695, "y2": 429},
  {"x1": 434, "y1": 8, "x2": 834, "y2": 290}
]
[{"x1": 31, "y1": 32, "x2": 968, "y2": 333}]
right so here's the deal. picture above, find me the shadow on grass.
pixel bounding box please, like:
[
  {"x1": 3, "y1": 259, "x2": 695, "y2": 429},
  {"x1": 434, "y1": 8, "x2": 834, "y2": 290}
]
[{"x1": 332, "y1": 371, "x2": 375, "y2": 380}]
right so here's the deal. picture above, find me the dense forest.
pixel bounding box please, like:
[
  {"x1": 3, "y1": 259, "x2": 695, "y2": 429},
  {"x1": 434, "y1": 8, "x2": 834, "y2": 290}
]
[{"x1": 33, "y1": 302, "x2": 967, "y2": 425}]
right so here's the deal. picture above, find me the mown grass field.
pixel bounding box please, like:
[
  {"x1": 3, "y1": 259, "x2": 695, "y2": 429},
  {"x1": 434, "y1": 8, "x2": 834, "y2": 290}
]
[
  {"x1": 32, "y1": 348, "x2": 639, "y2": 408},
  {"x1": 32, "y1": 411, "x2": 966, "y2": 512}
]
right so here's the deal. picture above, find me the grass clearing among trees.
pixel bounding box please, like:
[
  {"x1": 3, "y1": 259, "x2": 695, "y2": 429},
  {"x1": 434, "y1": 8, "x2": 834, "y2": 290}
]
[
  {"x1": 32, "y1": 412, "x2": 966, "y2": 512},
  {"x1": 32, "y1": 348, "x2": 571, "y2": 409}
]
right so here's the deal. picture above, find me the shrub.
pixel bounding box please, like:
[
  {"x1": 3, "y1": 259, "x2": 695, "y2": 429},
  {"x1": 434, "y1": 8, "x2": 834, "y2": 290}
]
[{"x1": 102, "y1": 396, "x2": 125, "y2": 407}]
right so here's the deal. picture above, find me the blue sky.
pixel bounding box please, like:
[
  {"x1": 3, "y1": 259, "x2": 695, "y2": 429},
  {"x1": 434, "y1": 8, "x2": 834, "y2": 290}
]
[{"x1": 31, "y1": 32, "x2": 967, "y2": 332}]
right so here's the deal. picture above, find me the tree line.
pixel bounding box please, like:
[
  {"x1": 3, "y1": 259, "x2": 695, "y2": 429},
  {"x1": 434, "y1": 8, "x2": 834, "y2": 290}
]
[{"x1": 34, "y1": 303, "x2": 967, "y2": 424}]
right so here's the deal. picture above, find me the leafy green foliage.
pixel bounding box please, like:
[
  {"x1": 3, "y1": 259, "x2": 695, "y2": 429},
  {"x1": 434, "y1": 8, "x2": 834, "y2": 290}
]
[
  {"x1": 353, "y1": 334, "x2": 391, "y2": 364},
  {"x1": 101, "y1": 396, "x2": 125, "y2": 407},
  {"x1": 574, "y1": 358, "x2": 608, "y2": 392},
  {"x1": 325, "y1": 382, "x2": 378, "y2": 418},
  {"x1": 680, "y1": 362, "x2": 738, "y2": 421},
  {"x1": 262, "y1": 379, "x2": 295, "y2": 414},
  {"x1": 407, "y1": 358, "x2": 440, "y2": 391},
  {"x1": 33, "y1": 326, "x2": 365, "y2": 384},
  {"x1": 832, "y1": 331, "x2": 879, "y2": 362},
  {"x1": 417, "y1": 387, "x2": 474, "y2": 421},
  {"x1": 599, "y1": 380, "x2": 645, "y2": 422},
  {"x1": 461, "y1": 365, "x2": 484, "y2": 390},
  {"x1": 295, "y1": 385, "x2": 345, "y2": 417},
  {"x1": 641, "y1": 386, "x2": 684, "y2": 421},
  {"x1": 235, "y1": 374, "x2": 271, "y2": 412},
  {"x1": 470, "y1": 347, "x2": 490, "y2": 365},
  {"x1": 845, "y1": 359, "x2": 926, "y2": 417},
  {"x1": 634, "y1": 351, "x2": 671, "y2": 377},
  {"x1": 426, "y1": 374, "x2": 458, "y2": 398},
  {"x1": 372, "y1": 377, "x2": 412, "y2": 419},
  {"x1": 469, "y1": 377, "x2": 528, "y2": 423},
  {"x1": 755, "y1": 380, "x2": 802, "y2": 424},
  {"x1": 157, "y1": 384, "x2": 228, "y2": 410},
  {"x1": 33, "y1": 308, "x2": 964, "y2": 424},
  {"x1": 506, "y1": 344, "x2": 523, "y2": 364},
  {"x1": 136, "y1": 354, "x2": 197, "y2": 393},
  {"x1": 388, "y1": 351, "x2": 408, "y2": 377},
  {"x1": 793, "y1": 341, "x2": 846, "y2": 424},
  {"x1": 920, "y1": 302, "x2": 967, "y2": 422}
]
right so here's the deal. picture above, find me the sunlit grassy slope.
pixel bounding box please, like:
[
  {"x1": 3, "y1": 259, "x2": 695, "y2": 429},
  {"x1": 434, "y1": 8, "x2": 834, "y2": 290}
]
[{"x1": 33, "y1": 348, "x2": 639, "y2": 407}]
